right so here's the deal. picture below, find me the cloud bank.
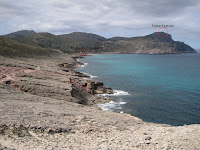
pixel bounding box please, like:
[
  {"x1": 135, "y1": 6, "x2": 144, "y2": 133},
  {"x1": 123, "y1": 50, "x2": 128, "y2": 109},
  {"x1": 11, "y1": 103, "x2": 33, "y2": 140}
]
[{"x1": 0, "y1": 0, "x2": 200, "y2": 48}]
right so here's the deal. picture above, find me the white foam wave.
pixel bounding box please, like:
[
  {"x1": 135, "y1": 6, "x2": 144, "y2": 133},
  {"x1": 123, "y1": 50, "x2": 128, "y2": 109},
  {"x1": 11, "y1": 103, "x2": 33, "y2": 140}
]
[
  {"x1": 90, "y1": 75, "x2": 98, "y2": 78},
  {"x1": 82, "y1": 72, "x2": 98, "y2": 79},
  {"x1": 113, "y1": 90, "x2": 130, "y2": 96},
  {"x1": 97, "y1": 90, "x2": 130, "y2": 96},
  {"x1": 119, "y1": 101, "x2": 127, "y2": 104},
  {"x1": 82, "y1": 72, "x2": 90, "y2": 76},
  {"x1": 97, "y1": 100, "x2": 127, "y2": 112},
  {"x1": 80, "y1": 63, "x2": 88, "y2": 68}
]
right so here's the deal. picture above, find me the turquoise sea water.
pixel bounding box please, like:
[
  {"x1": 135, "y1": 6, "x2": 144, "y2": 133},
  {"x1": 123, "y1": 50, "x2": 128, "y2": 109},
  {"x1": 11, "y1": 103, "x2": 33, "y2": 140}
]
[{"x1": 77, "y1": 53, "x2": 200, "y2": 126}]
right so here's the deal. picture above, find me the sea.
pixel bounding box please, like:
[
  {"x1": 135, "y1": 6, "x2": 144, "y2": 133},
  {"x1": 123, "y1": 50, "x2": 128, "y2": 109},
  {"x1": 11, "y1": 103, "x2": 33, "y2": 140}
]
[{"x1": 76, "y1": 53, "x2": 200, "y2": 126}]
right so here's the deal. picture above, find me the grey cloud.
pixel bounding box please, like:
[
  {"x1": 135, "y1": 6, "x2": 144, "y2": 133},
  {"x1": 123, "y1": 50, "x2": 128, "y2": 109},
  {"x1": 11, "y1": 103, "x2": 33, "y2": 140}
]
[
  {"x1": 0, "y1": 0, "x2": 200, "y2": 48},
  {"x1": 120, "y1": 0, "x2": 199, "y2": 16},
  {"x1": 0, "y1": 0, "x2": 34, "y2": 15}
]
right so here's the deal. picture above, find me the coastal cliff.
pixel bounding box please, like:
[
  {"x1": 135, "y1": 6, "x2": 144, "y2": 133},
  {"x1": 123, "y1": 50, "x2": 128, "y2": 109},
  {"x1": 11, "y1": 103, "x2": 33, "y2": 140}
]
[{"x1": 103, "y1": 32, "x2": 196, "y2": 54}]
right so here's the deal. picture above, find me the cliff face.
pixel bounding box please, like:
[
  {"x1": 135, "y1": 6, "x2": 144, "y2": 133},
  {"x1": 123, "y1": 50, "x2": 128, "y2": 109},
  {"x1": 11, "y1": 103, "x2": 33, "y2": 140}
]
[
  {"x1": 1, "y1": 30, "x2": 196, "y2": 54},
  {"x1": 175, "y1": 41, "x2": 196, "y2": 53},
  {"x1": 103, "y1": 32, "x2": 196, "y2": 54}
]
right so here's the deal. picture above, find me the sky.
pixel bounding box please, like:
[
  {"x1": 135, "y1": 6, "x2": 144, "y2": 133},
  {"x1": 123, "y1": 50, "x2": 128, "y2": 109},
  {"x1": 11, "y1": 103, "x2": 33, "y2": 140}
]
[{"x1": 0, "y1": 0, "x2": 200, "y2": 49}]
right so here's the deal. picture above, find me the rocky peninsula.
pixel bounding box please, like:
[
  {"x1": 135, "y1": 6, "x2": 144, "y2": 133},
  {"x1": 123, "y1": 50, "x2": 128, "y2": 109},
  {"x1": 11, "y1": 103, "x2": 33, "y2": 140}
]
[{"x1": 0, "y1": 53, "x2": 200, "y2": 150}]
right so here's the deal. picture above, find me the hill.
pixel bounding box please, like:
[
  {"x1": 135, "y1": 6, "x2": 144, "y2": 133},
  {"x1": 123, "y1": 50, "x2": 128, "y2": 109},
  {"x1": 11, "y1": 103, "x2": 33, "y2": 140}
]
[
  {"x1": 1, "y1": 30, "x2": 197, "y2": 54},
  {"x1": 103, "y1": 32, "x2": 196, "y2": 54},
  {"x1": 9, "y1": 32, "x2": 106, "y2": 53},
  {"x1": 0, "y1": 36, "x2": 57, "y2": 57},
  {"x1": 57, "y1": 32, "x2": 106, "y2": 52},
  {"x1": 3, "y1": 30, "x2": 36, "y2": 39}
]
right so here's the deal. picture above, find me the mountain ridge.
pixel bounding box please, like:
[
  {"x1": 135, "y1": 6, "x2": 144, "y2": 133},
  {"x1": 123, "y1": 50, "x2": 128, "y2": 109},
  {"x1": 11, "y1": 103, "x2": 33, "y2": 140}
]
[
  {"x1": 3, "y1": 30, "x2": 36, "y2": 39},
  {"x1": 1, "y1": 30, "x2": 196, "y2": 54}
]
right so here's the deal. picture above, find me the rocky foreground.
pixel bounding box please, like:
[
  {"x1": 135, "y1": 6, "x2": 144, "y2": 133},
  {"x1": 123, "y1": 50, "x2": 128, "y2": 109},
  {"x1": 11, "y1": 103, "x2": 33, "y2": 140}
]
[{"x1": 0, "y1": 54, "x2": 200, "y2": 150}]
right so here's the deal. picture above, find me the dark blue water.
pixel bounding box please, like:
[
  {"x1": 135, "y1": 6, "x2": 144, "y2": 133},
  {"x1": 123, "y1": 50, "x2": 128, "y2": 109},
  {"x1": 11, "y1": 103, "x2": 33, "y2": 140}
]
[{"x1": 77, "y1": 54, "x2": 200, "y2": 126}]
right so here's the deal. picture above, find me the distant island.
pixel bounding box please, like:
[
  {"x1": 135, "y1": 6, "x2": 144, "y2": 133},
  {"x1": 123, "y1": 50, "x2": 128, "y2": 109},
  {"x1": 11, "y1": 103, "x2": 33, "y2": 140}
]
[{"x1": 0, "y1": 30, "x2": 196, "y2": 57}]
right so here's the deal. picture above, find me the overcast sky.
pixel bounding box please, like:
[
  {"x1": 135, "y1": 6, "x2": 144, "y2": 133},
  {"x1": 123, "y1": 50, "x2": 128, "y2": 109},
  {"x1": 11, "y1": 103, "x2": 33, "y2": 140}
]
[{"x1": 0, "y1": 0, "x2": 200, "y2": 48}]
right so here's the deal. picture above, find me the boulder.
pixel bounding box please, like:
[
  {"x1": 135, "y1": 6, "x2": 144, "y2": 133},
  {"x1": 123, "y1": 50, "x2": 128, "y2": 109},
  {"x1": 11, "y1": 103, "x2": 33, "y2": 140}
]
[
  {"x1": 79, "y1": 80, "x2": 87, "y2": 87},
  {"x1": 63, "y1": 64, "x2": 68, "y2": 68},
  {"x1": 94, "y1": 86, "x2": 104, "y2": 94},
  {"x1": 104, "y1": 87, "x2": 113, "y2": 94},
  {"x1": 94, "y1": 81, "x2": 104, "y2": 87},
  {"x1": 87, "y1": 81, "x2": 95, "y2": 89},
  {"x1": 87, "y1": 82, "x2": 92, "y2": 89}
]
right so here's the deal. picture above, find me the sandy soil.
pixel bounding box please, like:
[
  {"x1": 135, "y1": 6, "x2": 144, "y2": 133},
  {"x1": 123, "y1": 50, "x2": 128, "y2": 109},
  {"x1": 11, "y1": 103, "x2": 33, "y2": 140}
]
[{"x1": 0, "y1": 54, "x2": 200, "y2": 150}]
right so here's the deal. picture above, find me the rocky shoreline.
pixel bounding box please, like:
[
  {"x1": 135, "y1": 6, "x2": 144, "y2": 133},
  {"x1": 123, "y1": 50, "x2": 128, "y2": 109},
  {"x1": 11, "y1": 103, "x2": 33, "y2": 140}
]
[{"x1": 0, "y1": 54, "x2": 200, "y2": 149}]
